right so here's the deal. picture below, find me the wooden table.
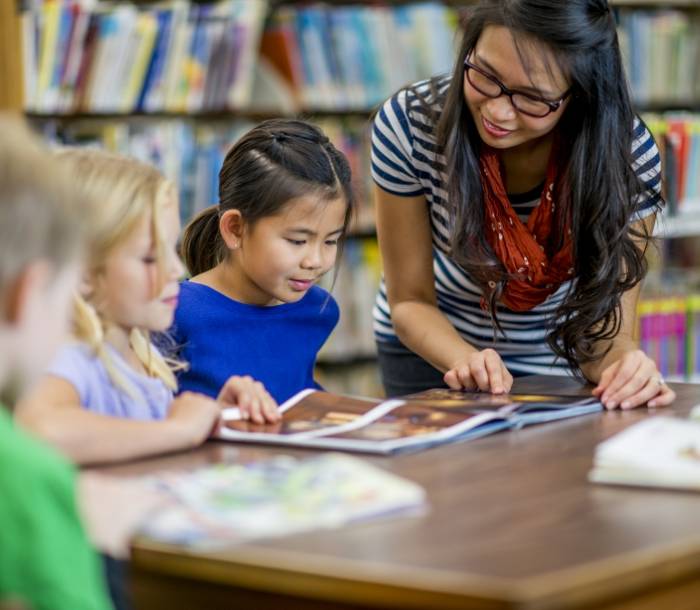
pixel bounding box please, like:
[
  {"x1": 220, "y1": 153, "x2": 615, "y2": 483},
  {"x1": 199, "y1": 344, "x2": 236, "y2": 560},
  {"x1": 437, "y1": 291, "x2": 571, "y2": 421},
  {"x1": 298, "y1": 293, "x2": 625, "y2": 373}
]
[{"x1": 99, "y1": 376, "x2": 700, "y2": 610}]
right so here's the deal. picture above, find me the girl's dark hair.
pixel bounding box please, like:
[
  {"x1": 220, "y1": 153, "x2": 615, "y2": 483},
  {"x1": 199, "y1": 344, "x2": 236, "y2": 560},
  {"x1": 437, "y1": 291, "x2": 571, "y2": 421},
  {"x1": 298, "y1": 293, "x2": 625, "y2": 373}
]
[
  {"x1": 182, "y1": 118, "x2": 355, "y2": 277},
  {"x1": 425, "y1": 0, "x2": 658, "y2": 377}
]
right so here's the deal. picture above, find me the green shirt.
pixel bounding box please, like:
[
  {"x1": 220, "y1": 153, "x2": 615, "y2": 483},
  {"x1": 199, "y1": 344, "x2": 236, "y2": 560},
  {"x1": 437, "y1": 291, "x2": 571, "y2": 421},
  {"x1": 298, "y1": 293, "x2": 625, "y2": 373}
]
[{"x1": 0, "y1": 407, "x2": 112, "y2": 610}]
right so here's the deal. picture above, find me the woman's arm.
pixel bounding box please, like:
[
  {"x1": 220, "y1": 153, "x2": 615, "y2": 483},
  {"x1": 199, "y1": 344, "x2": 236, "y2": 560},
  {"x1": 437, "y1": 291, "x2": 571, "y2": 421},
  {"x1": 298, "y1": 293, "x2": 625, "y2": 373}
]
[
  {"x1": 581, "y1": 214, "x2": 675, "y2": 408},
  {"x1": 376, "y1": 185, "x2": 512, "y2": 392},
  {"x1": 15, "y1": 377, "x2": 221, "y2": 465}
]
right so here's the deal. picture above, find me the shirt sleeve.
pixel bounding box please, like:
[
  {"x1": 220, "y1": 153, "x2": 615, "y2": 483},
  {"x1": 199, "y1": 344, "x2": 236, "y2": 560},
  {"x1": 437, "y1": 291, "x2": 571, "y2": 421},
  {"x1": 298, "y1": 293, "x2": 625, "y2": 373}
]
[
  {"x1": 371, "y1": 90, "x2": 424, "y2": 197},
  {"x1": 46, "y1": 344, "x2": 91, "y2": 405},
  {"x1": 631, "y1": 116, "x2": 664, "y2": 220},
  {"x1": 0, "y1": 414, "x2": 112, "y2": 610}
]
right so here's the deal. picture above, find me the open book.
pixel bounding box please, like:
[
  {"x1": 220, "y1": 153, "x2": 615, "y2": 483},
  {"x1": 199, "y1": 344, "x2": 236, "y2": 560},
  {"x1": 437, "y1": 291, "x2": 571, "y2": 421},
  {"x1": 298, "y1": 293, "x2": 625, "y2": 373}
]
[
  {"x1": 217, "y1": 388, "x2": 602, "y2": 454},
  {"x1": 140, "y1": 453, "x2": 426, "y2": 546},
  {"x1": 589, "y1": 417, "x2": 700, "y2": 491}
]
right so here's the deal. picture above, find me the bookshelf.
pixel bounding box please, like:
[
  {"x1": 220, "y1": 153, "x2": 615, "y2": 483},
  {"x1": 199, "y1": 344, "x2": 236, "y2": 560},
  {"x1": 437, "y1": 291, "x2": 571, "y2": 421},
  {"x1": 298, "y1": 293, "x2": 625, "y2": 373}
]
[{"x1": 2, "y1": 0, "x2": 700, "y2": 391}]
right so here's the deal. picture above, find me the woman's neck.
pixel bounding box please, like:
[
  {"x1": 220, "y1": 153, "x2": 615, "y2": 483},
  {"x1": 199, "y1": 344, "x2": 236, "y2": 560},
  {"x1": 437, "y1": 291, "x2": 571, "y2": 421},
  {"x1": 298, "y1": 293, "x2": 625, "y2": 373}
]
[{"x1": 499, "y1": 132, "x2": 555, "y2": 195}]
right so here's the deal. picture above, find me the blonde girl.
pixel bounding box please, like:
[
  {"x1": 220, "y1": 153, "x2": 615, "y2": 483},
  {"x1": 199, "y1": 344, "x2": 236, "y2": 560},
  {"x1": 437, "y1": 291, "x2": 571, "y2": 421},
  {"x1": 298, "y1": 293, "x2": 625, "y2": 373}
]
[{"x1": 17, "y1": 150, "x2": 277, "y2": 465}]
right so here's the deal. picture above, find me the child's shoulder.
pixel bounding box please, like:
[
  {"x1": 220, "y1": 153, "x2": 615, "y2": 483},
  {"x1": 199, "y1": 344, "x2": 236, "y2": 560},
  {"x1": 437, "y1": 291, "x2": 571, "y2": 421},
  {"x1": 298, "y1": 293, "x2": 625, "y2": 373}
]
[
  {"x1": 50, "y1": 341, "x2": 99, "y2": 370},
  {"x1": 305, "y1": 284, "x2": 336, "y2": 304},
  {"x1": 302, "y1": 285, "x2": 339, "y2": 319}
]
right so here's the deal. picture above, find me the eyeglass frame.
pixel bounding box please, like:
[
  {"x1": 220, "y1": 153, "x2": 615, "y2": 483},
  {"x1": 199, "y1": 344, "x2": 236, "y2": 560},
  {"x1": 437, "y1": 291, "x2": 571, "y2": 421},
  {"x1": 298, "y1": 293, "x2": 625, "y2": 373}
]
[{"x1": 463, "y1": 58, "x2": 572, "y2": 118}]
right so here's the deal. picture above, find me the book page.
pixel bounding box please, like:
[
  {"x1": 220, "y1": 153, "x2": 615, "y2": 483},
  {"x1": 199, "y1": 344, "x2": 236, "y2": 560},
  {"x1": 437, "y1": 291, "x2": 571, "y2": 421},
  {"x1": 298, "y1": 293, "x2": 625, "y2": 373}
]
[
  {"x1": 219, "y1": 390, "x2": 383, "y2": 438},
  {"x1": 323, "y1": 400, "x2": 507, "y2": 447},
  {"x1": 403, "y1": 388, "x2": 597, "y2": 415}
]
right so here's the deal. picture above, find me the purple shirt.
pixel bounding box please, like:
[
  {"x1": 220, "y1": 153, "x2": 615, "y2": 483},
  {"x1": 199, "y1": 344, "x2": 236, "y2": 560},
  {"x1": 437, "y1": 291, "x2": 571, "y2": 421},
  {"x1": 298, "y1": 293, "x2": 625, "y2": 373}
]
[{"x1": 47, "y1": 343, "x2": 173, "y2": 420}]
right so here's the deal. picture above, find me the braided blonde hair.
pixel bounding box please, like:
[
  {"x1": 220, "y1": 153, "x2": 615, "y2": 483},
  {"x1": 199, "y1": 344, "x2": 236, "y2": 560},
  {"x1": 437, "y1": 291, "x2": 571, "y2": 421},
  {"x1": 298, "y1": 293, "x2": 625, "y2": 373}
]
[{"x1": 56, "y1": 149, "x2": 183, "y2": 395}]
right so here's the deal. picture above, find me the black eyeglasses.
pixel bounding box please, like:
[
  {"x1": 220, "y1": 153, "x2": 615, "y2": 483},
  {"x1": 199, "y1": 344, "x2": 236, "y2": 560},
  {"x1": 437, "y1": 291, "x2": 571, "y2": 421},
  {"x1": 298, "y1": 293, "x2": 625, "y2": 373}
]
[{"x1": 463, "y1": 58, "x2": 571, "y2": 118}]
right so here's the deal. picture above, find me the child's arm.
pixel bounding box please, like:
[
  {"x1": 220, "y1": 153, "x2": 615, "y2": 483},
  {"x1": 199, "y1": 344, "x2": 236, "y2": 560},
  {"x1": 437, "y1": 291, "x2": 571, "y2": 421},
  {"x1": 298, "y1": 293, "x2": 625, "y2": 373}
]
[
  {"x1": 15, "y1": 376, "x2": 221, "y2": 465},
  {"x1": 217, "y1": 375, "x2": 280, "y2": 424}
]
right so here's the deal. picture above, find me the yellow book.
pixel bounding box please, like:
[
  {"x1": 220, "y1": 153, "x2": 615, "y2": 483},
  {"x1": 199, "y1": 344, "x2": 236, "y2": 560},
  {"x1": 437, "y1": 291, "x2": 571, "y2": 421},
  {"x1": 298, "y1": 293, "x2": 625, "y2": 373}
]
[
  {"x1": 37, "y1": 0, "x2": 61, "y2": 111},
  {"x1": 122, "y1": 12, "x2": 158, "y2": 111}
]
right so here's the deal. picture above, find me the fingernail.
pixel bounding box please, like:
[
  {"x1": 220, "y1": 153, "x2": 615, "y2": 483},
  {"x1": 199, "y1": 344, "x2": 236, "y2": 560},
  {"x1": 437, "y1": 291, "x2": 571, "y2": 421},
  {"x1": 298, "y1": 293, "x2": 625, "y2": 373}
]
[
  {"x1": 648, "y1": 401, "x2": 656, "y2": 408},
  {"x1": 607, "y1": 401, "x2": 616, "y2": 409},
  {"x1": 601, "y1": 394, "x2": 608, "y2": 402},
  {"x1": 621, "y1": 401, "x2": 630, "y2": 409}
]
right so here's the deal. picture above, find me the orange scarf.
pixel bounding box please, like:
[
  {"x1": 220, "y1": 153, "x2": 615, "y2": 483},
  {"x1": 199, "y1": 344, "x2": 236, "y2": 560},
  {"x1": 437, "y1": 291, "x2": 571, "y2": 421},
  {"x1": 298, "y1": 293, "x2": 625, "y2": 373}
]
[{"x1": 480, "y1": 144, "x2": 574, "y2": 311}]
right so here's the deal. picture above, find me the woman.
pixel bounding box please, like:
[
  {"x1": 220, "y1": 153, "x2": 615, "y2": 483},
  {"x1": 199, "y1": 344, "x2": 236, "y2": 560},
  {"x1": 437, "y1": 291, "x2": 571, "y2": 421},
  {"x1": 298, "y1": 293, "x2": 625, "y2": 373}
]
[{"x1": 371, "y1": 0, "x2": 675, "y2": 409}]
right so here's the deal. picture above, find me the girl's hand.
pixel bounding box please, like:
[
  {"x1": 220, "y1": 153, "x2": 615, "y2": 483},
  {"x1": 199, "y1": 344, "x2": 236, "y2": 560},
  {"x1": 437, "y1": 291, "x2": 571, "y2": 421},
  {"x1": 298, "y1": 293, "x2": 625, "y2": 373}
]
[
  {"x1": 217, "y1": 375, "x2": 280, "y2": 424},
  {"x1": 443, "y1": 348, "x2": 513, "y2": 394},
  {"x1": 592, "y1": 349, "x2": 676, "y2": 409},
  {"x1": 167, "y1": 392, "x2": 222, "y2": 446}
]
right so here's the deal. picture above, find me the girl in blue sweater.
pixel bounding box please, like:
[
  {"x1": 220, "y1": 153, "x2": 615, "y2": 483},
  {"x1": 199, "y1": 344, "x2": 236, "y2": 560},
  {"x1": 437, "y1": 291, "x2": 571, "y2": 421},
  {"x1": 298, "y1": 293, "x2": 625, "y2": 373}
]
[{"x1": 174, "y1": 119, "x2": 355, "y2": 403}]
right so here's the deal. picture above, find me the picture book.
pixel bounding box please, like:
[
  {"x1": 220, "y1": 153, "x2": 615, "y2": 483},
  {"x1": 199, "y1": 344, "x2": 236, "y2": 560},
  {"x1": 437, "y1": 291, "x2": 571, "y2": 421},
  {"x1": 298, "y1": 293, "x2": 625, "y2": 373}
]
[
  {"x1": 140, "y1": 453, "x2": 426, "y2": 546},
  {"x1": 216, "y1": 388, "x2": 603, "y2": 454},
  {"x1": 589, "y1": 416, "x2": 700, "y2": 492}
]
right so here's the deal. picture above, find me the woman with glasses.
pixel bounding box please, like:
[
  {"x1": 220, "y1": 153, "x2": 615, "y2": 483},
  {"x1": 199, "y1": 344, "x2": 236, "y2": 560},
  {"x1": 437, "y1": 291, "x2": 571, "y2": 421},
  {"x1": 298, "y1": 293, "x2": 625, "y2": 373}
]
[{"x1": 371, "y1": 0, "x2": 675, "y2": 409}]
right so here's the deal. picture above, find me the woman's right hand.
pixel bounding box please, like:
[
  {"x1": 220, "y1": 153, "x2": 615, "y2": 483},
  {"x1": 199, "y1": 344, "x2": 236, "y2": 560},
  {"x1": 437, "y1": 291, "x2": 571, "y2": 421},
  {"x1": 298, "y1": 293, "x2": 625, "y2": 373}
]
[
  {"x1": 167, "y1": 391, "x2": 222, "y2": 447},
  {"x1": 444, "y1": 348, "x2": 513, "y2": 394}
]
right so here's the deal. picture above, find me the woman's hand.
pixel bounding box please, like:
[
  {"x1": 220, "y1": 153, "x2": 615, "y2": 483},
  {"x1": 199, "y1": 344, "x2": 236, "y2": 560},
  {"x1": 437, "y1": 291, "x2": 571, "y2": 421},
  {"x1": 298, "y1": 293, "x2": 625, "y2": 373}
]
[
  {"x1": 444, "y1": 348, "x2": 513, "y2": 394},
  {"x1": 218, "y1": 375, "x2": 279, "y2": 424},
  {"x1": 592, "y1": 349, "x2": 675, "y2": 409}
]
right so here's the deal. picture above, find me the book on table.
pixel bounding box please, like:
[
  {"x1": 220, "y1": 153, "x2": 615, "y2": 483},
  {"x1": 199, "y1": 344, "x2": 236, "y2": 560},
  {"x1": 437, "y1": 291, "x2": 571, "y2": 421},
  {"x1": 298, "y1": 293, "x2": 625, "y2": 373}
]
[
  {"x1": 140, "y1": 453, "x2": 427, "y2": 546},
  {"x1": 216, "y1": 388, "x2": 603, "y2": 454},
  {"x1": 589, "y1": 416, "x2": 700, "y2": 491}
]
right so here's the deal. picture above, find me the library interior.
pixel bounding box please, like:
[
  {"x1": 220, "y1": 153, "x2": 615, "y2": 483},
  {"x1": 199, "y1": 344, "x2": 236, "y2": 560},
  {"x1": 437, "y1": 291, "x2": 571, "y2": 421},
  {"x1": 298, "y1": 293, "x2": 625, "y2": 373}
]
[{"x1": 1, "y1": 1, "x2": 700, "y2": 609}]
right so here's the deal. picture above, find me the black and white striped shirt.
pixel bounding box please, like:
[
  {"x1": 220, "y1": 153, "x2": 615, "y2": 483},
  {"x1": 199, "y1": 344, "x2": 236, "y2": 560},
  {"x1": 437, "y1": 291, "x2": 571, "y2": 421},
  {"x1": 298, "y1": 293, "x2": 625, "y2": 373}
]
[{"x1": 370, "y1": 76, "x2": 662, "y2": 376}]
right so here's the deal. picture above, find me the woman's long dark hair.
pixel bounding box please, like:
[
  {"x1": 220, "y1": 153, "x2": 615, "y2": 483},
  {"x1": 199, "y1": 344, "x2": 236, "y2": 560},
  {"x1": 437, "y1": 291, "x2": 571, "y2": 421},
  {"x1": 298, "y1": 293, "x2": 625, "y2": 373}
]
[
  {"x1": 182, "y1": 118, "x2": 355, "y2": 277},
  {"x1": 427, "y1": 0, "x2": 658, "y2": 377}
]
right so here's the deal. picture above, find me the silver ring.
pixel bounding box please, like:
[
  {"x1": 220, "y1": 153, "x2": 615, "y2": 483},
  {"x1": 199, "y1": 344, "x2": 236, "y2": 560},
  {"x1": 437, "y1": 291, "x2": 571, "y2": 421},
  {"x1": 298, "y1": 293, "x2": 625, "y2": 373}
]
[{"x1": 654, "y1": 376, "x2": 666, "y2": 387}]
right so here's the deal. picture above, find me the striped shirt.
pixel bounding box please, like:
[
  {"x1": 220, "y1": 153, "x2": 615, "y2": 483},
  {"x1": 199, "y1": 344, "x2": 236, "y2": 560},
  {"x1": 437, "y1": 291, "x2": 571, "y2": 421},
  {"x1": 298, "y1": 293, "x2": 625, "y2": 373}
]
[{"x1": 370, "y1": 76, "x2": 662, "y2": 376}]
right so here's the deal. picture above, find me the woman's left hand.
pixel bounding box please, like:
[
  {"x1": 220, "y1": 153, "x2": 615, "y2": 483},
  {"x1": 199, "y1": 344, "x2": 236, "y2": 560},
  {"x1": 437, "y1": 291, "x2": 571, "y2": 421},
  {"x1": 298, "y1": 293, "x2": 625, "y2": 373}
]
[{"x1": 592, "y1": 349, "x2": 675, "y2": 409}]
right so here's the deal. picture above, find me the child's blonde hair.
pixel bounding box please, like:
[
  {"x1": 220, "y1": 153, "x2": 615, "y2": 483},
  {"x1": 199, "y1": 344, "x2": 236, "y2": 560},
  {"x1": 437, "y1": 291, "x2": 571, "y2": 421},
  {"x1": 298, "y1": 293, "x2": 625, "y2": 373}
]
[
  {"x1": 55, "y1": 149, "x2": 182, "y2": 393},
  {"x1": 0, "y1": 116, "x2": 87, "y2": 289}
]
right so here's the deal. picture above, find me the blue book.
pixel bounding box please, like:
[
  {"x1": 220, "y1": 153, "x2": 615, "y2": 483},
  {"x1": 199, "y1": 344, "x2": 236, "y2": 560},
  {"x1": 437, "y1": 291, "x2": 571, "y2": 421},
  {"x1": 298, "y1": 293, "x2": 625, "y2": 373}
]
[{"x1": 137, "y1": 8, "x2": 174, "y2": 111}]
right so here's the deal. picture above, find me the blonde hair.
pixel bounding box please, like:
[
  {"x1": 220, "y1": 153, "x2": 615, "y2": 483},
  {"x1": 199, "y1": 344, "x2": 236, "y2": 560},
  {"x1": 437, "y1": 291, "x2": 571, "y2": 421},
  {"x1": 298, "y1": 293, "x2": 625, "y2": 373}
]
[
  {"x1": 0, "y1": 116, "x2": 87, "y2": 288},
  {"x1": 55, "y1": 149, "x2": 182, "y2": 394}
]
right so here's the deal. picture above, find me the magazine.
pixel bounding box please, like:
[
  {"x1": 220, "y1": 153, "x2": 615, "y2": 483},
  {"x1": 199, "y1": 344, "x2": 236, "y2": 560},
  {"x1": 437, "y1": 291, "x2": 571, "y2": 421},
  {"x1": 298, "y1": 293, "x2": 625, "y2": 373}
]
[
  {"x1": 140, "y1": 453, "x2": 426, "y2": 546},
  {"x1": 589, "y1": 417, "x2": 700, "y2": 491},
  {"x1": 216, "y1": 388, "x2": 603, "y2": 454}
]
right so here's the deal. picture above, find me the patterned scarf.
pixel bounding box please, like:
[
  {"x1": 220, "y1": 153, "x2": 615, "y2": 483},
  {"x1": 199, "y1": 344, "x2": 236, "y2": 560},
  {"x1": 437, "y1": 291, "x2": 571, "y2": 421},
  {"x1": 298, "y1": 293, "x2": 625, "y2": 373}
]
[{"x1": 480, "y1": 143, "x2": 574, "y2": 311}]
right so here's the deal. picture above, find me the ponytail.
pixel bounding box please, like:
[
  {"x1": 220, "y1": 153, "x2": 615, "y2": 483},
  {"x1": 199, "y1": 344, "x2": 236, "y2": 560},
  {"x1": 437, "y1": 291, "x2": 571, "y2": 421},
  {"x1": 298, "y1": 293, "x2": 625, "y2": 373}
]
[{"x1": 181, "y1": 205, "x2": 223, "y2": 276}]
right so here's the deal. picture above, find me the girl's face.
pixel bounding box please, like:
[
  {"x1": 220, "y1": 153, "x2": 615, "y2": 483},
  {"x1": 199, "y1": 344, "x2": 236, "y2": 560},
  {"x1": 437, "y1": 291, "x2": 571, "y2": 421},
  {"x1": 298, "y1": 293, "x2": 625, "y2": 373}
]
[
  {"x1": 92, "y1": 198, "x2": 184, "y2": 333},
  {"x1": 231, "y1": 195, "x2": 347, "y2": 306},
  {"x1": 463, "y1": 25, "x2": 571, "y2": 151}
]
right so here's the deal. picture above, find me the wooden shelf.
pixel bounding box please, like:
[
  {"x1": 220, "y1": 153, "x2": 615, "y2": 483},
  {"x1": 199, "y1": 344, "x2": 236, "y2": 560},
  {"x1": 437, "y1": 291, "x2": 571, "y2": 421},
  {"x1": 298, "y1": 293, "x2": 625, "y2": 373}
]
[
  {"x1": 26, "y1": 108, "x2": 377, "y2": 122},
  {"x1": 635, "y1": 100, "x2": 700, "y2": 113},
  {"x1": 0, "y1": 0, "x2": 23, "y2": 111},
  {"x1": 612, "y1": 0, "x2": 700, "y2": 7}
]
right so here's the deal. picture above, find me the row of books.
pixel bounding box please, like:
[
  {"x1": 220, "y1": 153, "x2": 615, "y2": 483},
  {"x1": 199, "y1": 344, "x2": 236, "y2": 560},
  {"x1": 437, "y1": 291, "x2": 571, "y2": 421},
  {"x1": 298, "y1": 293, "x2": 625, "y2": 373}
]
[
  {"x1": 22, "y1": 0, "x2": 268, "y2": 113},
  {"x1": 644, "y1": 114, "x2": 700, "y2": 214},
  {"x1": 38, "y1": 116, "x2": 375, "y2": 230},
  {"x1": 636, "y1": 295, "x2": 700, "y2": 380},
  {"x1": 21, "y1": 0, "x2": 457, "y2": 114},
  {"x1": 260, "y1": 3, "x2": 459, "y2": 110},
  {"x1": 618, "y1": 10, "x2": 700, "y2": 106}
]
